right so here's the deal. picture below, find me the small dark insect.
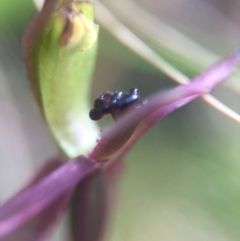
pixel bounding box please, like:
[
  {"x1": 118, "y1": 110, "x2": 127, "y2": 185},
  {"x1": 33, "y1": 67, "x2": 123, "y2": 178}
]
[{"x1": 89, "y1": 88, "x2": 139, "y2": 121}]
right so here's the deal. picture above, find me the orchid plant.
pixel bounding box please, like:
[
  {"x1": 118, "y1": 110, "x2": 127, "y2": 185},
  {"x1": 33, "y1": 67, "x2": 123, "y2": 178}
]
[{"x1": 0, "y1": 0, "x2": 240, "y2": 241}]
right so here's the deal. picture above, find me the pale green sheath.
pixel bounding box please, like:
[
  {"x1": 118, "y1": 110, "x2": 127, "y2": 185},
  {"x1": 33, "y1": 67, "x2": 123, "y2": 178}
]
[{"x1": 23, "y1": 2, "x2": 99, "y2": 158}]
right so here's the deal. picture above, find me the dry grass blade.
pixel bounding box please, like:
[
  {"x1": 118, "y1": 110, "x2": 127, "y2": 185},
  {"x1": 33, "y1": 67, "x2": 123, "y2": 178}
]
[{"x1": 94, "y1": 0, "x2": 240, "y2": 123}]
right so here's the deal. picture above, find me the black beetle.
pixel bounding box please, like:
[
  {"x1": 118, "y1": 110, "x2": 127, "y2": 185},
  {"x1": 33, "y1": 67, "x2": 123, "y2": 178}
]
[{"x1": 89, "y1": 88, "x2": 139, "y2": 121}]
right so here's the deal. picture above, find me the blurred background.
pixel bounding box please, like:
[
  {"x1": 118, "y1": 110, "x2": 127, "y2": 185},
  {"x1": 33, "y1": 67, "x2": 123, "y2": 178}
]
[{"x1": 0, "y1": 0, "x2": 240, "y2": 240}]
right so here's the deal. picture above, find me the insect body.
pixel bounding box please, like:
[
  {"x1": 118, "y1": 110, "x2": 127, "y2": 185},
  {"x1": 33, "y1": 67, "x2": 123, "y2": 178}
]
[{"x1": 89, "y1": 88, "x2": 139, "y2": 121}]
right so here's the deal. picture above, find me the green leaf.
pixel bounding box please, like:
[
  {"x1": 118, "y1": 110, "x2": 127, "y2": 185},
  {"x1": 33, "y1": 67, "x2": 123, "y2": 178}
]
[{"x1": 23, "y1": 0, "x2": 99, "y2": 158}]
